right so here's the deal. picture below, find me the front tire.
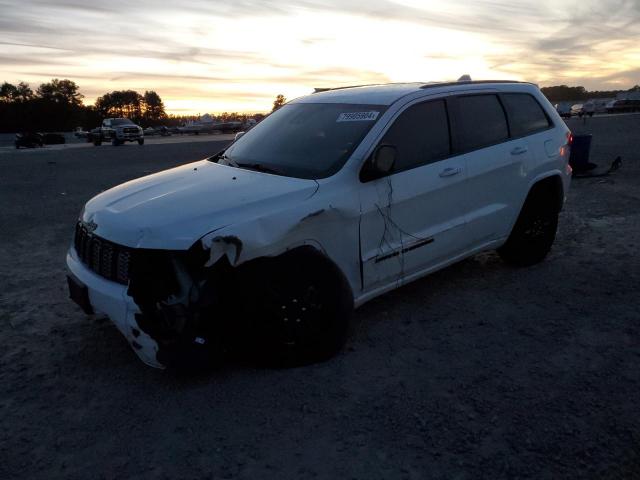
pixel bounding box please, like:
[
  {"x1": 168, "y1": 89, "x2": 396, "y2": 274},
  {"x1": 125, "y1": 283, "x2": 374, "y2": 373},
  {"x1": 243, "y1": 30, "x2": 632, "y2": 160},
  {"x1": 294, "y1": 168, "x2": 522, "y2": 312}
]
[
  {"x1": 241, "y1": 251, "x2": 353, "y2": 367},
  {"x1": 138, "y1": 138, "x2": 144, "y2": 145},
  {"x1": 498, "y1": 195, "x2": 558, "y2": 267}
]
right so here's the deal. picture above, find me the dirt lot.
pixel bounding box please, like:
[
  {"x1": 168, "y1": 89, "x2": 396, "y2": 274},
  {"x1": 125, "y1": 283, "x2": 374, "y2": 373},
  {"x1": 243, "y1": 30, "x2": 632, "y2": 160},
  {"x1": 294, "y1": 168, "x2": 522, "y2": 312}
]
[{"x1": 1, "y1": 115, "x2": 639, "y2": 479}]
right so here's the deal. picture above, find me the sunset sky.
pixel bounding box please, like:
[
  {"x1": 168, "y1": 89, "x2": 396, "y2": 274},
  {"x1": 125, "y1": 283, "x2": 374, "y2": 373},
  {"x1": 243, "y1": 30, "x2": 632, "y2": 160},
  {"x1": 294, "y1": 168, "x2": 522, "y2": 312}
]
[{"x1": 1, "y1": 0, "x2": 639, "y2": 114}]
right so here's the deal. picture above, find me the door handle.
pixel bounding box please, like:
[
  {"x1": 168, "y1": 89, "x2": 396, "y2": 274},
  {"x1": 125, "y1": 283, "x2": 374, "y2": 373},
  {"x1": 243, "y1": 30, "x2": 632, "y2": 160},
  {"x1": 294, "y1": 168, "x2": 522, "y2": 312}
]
[
  {"x1": 511, "y1": 146, "x2": 528, "y2": 155},
  {"x1": 439, "y1": 167, "x2": 462, "y2": 177}
]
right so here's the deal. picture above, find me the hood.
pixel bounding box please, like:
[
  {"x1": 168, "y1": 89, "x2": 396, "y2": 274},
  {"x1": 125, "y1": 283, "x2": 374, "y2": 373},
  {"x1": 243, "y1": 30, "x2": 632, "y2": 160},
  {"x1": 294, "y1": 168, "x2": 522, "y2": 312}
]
[{"x1": 82, "y1": 160, "x2": 319, "y2": 249}]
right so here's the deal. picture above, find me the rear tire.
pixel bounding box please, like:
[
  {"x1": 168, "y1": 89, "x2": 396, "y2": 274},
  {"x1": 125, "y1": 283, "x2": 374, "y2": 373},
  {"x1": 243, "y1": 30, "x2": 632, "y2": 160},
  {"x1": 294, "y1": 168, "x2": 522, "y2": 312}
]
[
  {"x1": 498, "y1": 194, "x2": 558, "y2": 267},
  {"x1": 241, "y1": 251, "x2": 353, "y2": 367}
]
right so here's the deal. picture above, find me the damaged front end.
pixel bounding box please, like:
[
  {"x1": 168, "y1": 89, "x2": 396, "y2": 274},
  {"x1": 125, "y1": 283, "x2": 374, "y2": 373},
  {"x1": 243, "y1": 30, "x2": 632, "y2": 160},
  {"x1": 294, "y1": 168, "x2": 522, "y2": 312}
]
[
  {"x1": 125, "y1": 242, "x2": 242, "y2": 368},
  {"x1": 68, "y1": 168, "x2": 361, "y2": 368},
  {"x1": 68, "y1": 225, "x2": 249, "y2": 369}
]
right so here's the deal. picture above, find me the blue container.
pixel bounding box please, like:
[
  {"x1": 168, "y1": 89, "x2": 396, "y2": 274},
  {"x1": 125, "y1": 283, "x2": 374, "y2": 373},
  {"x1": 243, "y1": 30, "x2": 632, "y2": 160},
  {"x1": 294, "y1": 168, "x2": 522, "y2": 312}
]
[{"x1": 569, "y1": 134, "x2": 593, "y2": 172}]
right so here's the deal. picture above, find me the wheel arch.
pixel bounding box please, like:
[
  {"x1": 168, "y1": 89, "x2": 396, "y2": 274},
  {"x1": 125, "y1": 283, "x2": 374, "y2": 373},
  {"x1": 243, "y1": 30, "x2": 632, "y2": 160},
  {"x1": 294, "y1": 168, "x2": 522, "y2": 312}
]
[
  {"x1": 236, "y1": 244, "x2": 355, "y2": 309},
  {"x1": 502, "y1": 172, "x2": 565, "y2": 245},
  {"x1": 525, "y1": 173, "x2": 565, "y2": 213}
]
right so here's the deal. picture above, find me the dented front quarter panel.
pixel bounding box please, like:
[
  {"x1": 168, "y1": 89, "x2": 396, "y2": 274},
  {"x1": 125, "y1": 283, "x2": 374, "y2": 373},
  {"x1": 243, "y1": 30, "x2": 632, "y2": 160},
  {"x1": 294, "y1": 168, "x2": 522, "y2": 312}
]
[{"x1": 201, "y1": 181, "x2": 363, "y2": 297}]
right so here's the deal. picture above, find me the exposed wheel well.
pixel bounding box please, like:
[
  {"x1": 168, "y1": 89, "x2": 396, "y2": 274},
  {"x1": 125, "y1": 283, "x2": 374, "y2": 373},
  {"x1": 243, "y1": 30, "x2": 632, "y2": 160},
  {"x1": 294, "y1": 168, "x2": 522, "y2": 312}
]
[
  {"x1": 526, "y1": 175, "x2": 564, "y2": 213},
  {"x1": 237, "y1": 245, "x2": 354, "y2": 306}
]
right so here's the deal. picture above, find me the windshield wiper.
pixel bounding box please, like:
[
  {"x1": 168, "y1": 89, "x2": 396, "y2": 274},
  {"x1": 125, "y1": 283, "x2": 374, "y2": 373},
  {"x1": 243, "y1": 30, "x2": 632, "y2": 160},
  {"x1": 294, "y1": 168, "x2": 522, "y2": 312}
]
[
  {"x1": 211, "y1": 153, "x2": 283, "y2": 175},
  {"x1": 236, "y1": 162, "x2": 283, "y2": 175},
  {"x1": 216, "y1": 153, "x2": 239, "y2": 167}
]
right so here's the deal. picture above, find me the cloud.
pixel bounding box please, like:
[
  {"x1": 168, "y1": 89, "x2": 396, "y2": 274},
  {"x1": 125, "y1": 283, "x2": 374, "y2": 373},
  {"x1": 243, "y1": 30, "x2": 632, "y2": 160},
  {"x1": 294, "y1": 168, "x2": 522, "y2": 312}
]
[
  {"x1": 0, "y1": 55, "x2": 76, "y2": 67},
  {"x1": 0, "y1": 41, "x2": 73, "y2": 52},
  {"x1": 0, "y1": 0, "x2": 638, "y2": 113}
]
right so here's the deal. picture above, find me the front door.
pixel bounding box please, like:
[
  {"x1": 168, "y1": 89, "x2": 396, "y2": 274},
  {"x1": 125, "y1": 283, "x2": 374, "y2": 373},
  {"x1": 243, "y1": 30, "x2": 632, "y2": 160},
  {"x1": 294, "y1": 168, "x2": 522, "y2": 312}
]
[{"x1": 359, "y1": 98, "x2": 469, "y2": 291}]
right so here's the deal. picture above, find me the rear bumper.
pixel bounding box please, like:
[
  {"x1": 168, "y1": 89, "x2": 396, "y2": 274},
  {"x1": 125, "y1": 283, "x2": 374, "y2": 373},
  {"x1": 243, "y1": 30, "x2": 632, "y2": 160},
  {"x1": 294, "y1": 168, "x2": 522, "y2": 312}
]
[{"x1": 66, "y1": 248, "x2": 163, "y2": 368}]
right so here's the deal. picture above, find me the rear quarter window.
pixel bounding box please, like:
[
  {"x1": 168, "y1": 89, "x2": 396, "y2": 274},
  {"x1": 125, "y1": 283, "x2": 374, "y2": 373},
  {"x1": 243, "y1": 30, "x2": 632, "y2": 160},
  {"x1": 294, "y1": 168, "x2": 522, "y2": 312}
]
[
  {"x1": 501, "y1": 93, "x2": 551, "y2": 137},
  {"x1": 454, "y1": 94, "x2": 509, "y2": 152}
]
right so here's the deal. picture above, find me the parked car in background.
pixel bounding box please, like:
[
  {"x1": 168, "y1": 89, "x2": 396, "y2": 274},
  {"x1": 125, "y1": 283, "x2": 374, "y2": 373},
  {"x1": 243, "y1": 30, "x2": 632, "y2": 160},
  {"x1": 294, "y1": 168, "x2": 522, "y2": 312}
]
[
  {"x1": 582, "y1": 101, "x2": 595, "y2": 117},
  {"x1": 67, "y1": 79, "x2": 572, "y2": 369},
  {"x1": 143, "y1": 127, "x2": 171, "y2": 136},
  {"x1": 156, "y1": 126, "x2": 171, "y2": 136},
  {"x1": 570, "y1": 104, "x2": 584, "y2": 117},
  {"x1": 178, "y1": 120, "x2": 244, "y2": 135},
  {"x1": 585, "y1": 98, "x2": 612, "y2": 114},
  {"x1": 215, "y1": 121, "x2": 243, "y2": 133},
  {"x1": 15, "y1": 132, "x2": 66, "y2": 148},
  {"x1": 554, "y1": 103, "x2": 571, "y2": 118},
  {"x1": 15, "y1": 132, "x2": 43, "y2": 148},
  {"x1": 73, "y1": 127, "x2": 88, "y2": 138},
  {"x1": 606, "y1": 99, "x2": 640, "y2": 114},
  {"x1": 243, "y1": 118, "x2": 258, "y2": 130},
  {"x1": 89, "y1": 118, "x2": 144, "y2": 146}
]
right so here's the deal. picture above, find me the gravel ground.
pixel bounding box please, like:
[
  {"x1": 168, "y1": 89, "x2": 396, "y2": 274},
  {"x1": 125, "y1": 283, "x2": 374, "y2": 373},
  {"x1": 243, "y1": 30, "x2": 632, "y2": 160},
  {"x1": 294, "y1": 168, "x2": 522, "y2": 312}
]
[{"x1": 1, "y1": 115, "x2": 639, "y2": 479}]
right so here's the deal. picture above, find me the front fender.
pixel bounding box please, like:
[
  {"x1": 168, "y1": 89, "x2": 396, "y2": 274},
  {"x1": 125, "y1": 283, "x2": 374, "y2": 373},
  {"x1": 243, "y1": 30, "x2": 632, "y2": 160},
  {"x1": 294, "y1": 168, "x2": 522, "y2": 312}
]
[{"x1": 199, "y1": 197, "x2": 362, "y2": 298}]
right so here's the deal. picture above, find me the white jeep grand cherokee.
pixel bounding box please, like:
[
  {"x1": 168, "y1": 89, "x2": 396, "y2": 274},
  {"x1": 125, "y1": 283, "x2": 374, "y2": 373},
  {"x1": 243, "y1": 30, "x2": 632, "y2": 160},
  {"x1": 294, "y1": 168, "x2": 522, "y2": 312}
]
[{"x1": 67, "y1": 80, "x2": 572, "y2": 368}]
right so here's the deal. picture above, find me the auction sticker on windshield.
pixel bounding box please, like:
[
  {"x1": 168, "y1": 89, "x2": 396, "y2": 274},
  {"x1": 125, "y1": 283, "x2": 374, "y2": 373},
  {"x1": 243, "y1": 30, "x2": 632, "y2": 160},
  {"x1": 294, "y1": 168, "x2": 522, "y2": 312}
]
[{"x1": 337, "y1": 111, "x2": 380, "y2": 122}]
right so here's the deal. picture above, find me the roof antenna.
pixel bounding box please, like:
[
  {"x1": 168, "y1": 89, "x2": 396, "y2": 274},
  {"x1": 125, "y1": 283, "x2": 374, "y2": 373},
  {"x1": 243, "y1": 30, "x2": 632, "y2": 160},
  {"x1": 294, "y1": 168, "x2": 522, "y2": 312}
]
[{"x1": 458, "y1": 74, "x2": 472, "y2": 82}]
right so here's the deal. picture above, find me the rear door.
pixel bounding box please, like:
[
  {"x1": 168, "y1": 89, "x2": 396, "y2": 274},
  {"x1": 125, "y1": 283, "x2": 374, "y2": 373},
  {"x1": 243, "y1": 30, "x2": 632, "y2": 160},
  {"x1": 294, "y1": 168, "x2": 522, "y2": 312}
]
[
  {"x1": 450, "y1": 93, "x2": 531, "y2": 244},
  {"x1": 359, "y1": 98, "x2": 469, "y2": 289}
]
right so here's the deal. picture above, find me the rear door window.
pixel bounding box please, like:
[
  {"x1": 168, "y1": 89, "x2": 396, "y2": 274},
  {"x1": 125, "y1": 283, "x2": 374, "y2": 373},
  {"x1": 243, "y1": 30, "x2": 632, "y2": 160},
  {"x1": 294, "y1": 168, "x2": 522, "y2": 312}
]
[
  {"x1": 501, "y1": 93, "x2": 551, "y2": 137},
  {"x1": 381, "y1": 100, "x2": 451, "y2": 173},
  {"x1": 453, "y1": 94, "x2": 509, "y2": 152}
]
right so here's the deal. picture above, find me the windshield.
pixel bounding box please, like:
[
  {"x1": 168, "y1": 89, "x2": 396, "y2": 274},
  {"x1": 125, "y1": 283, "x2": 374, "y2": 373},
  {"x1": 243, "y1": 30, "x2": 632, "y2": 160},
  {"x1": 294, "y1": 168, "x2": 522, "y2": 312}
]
[
  {"x1": 215, "y1": 103, "x2": 387, "y2": 179},
  {"x1": 111, "y1": 118, "x2": 132, "y2": 126}
]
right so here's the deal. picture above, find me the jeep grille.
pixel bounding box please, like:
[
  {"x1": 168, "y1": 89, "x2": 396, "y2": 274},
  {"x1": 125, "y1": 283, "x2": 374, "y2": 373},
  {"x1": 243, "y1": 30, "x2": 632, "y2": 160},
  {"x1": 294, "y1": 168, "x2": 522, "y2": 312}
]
[{"x1": 74, "y1": 222, "x2": 131, "y2": 285}]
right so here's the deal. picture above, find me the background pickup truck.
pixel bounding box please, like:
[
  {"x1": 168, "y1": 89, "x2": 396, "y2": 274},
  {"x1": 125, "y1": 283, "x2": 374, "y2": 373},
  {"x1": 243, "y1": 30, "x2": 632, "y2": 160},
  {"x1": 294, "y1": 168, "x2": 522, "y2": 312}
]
[{"x1": 89, "y1": 118, "x2": 144, "y2": 146}]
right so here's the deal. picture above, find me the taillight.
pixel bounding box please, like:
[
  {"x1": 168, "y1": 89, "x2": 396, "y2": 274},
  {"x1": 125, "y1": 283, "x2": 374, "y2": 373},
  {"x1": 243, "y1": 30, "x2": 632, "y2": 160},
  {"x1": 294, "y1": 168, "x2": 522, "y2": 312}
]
[
  {"x1": 559, "y1": 131, "x2": 572, "y2": 160},
  {"x1": 562, "y1": 131, "x2": 572, "y2": 174}
]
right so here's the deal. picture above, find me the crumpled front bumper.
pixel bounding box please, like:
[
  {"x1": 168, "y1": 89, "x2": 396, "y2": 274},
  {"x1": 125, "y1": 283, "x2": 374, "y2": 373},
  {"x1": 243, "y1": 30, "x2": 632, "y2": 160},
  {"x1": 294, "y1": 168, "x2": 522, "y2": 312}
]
[{"x1": 66, "y1": 248, "x2": 164, "y2": 368}]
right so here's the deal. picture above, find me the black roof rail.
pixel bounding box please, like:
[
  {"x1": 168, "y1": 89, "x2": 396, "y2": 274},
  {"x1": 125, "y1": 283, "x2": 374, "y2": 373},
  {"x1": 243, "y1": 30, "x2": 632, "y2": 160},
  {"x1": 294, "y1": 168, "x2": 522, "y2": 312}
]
[
  {"x1": 420, "y1": 80, "x2": 529, "y2": 89},
  {"x1": 311, "y1": 80, "x2": 532, "y2": 94},
  {"x1": 313, "y1": 83, "x2": 389, "y2": 93}
]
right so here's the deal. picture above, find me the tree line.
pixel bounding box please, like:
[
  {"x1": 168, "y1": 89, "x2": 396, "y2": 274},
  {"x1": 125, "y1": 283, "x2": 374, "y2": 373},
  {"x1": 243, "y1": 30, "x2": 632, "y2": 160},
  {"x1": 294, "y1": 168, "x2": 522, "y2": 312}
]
[
  {"x1": 0, "y1": 79, "x2": 93, "y2": 133},
  {"x1": 0, "y1": 78, "x2": 171, "y2": 133},
  {"x1": 0, "y1": 78, "x2": 275, "y2": 133}
]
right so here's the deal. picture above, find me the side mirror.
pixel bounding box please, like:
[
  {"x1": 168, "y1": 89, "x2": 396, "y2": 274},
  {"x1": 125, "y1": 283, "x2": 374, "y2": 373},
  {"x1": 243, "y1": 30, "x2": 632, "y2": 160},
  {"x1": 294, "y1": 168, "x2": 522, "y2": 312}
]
[
  {"x1": 361, "y1": 145, "x2": 396, "y2": 181},
  {"x1": 234, "y1": 131, "x2": 245, "y2": 141}
]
